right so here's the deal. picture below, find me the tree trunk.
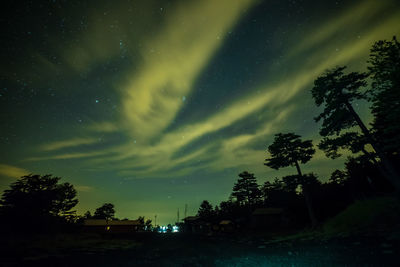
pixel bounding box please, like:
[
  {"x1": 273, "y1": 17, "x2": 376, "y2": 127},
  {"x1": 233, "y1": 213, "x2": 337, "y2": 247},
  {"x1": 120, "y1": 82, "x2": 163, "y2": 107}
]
[
  {"x1": 361, "y1": 147, "x2": 391, "y2": 183},
  {"x1": 345, "y1": 102, "x2": 400, "y2": 194},
  {"x1": 295, "y1": 161, "x2": 318, "y2": 228}
]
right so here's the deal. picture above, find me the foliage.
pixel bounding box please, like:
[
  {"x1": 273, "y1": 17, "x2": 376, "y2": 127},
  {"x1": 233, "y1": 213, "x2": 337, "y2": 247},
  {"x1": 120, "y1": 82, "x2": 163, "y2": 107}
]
[
  {"x1": 137, "y1": 216, "x2": 145, "y2": 225},
  {"x1": 261, "y1": 178, "x2": 285, "y2": 201},
  {"x1": 218, "y1": 200, "x2": 236, "y2": 217},
  {"x1": 281, "y1": 173, "x2": 320, "y2": 191},
  {"x1": 145, "y1": 219, "x2": 152, "y2": 228},
  {"x1": 265, "y1": 133, "x2": 318, "y2": 227},
  {"x1": 93, "y1": 203, "x2": 115, "y2": 220},
  {"x1": 231, "y1": 171, "x2": 261, "y2": 205},
  {"x1": 312, "y1": 66, "x2": 368, "y2": 137},
  {"x1": 368, "y1": 36, "x2": 400, "y2": 154},
  {"x1": 265, "y1": 133, "x2": 315, "y2": 170},
  {"x1": 261, "y1": 178, "x2": 306, "y2": 223},
  {"x1": 0, "y1": 174, "x2": 78, "y2": 221},
  {"x1": 311, "y1": 43, "x2": 400, "y2": 193},
  {"x1": 344, "y1": 156, "x2": 393, "y2": 198},
  {"x1": 84, "y1": 211, "x2": 92, "y2": 219},
  {"x1": 197, "y1": 200, "x2": 214, "y2": 219},
  {"x1": 318, "y1": 132, "x2": 369, "y2": 159},
  {"x1": 311, "y1": 66, "x2": 371, "y2": 159},
  {"x1": 329, "y1": 170, "x2": 347, "y2": 186}
]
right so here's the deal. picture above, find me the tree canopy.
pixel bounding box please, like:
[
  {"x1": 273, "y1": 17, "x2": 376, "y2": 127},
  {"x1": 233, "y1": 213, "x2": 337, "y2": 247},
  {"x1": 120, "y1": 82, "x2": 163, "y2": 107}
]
[
  {"x1": 311, "y1": 57, "x2": 400, "y2": 193},
  {"x1": 265, "y1": 133, "x2": 318, "y2": 227},
  {"x1": 197, "y1": 200, "x2": 214, "y2": 219},
  {"x1": 312, "y1": 66, "x2": 368, "y2": 137},
  {"x1": 318, "y1": 132, "x2": 368, "y2": 159},
  {"x1": 0, "y1": 174, "x2": 78, "y2": 221},
  {"x1": 368, "y1": 36, "x2": 400, "y2": 154},
  {"x1": 93, "y1": 203, "x2": 115, "y2": 220},
  {"x1": 231, "y1": 171, "x2": 261, "y2": 205},
  {"x1": 265, "y1": 133, "x2": 315, "y2": 172}
]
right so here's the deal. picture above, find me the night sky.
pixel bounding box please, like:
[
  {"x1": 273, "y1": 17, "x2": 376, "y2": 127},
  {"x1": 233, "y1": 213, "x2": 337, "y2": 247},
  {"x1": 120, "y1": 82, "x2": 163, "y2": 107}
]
[{"x1": 1, "y1": 0, "x2": 399, "y2": 225}]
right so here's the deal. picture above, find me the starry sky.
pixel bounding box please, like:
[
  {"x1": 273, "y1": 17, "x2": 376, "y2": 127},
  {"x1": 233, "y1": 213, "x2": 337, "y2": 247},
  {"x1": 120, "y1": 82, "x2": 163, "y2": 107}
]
[{"x1": 1, "y1": 0, "x2": 400, "y2": 225}]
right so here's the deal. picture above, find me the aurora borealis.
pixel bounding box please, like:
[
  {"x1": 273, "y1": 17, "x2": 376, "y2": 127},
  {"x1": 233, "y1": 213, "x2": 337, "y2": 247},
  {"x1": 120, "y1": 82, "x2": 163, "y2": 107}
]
[{"x1": 1, "y1": 0, "x2": 400, "y2": 224}]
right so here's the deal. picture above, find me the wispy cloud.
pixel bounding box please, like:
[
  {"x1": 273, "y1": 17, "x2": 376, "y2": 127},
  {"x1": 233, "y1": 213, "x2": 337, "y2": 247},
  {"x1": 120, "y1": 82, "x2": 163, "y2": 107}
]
[
  {"x1": 108, "y1": 0, "x2": 400, "y2": 178},
  {"x1": 287, "y1": 0, "x2": 391, "y2": 59},
  {"x1": 87, "y1": 122, "x2": 118, "y2": 133},
  {"x1": 26, "y1": 0, "x2": 400, "y2": 182},
  {"x1": 120, "y1": 0, "x2": 256, "y2": 141},
  {"x1": 41, "y1": 137, "x2": 99, "y2": 152},
  {"x1": 0, "y1": 164, "x2": 30, "y2": 179},
  {"x1": 27, "y1": 150, "x2": 108, "y2": 161},
  {"x1": 75, "y1": 185, "x2": 94, "y2": 192}
]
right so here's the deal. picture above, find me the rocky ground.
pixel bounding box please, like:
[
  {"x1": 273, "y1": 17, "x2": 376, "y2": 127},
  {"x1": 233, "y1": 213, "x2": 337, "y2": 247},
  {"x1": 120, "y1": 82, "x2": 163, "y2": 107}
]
[{"x1": 2, "y1": 232, "x2": 398, "y2": 266}]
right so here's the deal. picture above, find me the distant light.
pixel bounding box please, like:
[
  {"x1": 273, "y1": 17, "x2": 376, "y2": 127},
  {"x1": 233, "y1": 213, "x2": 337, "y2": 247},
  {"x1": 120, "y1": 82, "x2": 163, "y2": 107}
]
[
  {"x1": 95, "y1": 99, "x2": 99, "y2": 103},
  {"x1": 182, "y1": 96, "x2": 186, "y2": 102}
]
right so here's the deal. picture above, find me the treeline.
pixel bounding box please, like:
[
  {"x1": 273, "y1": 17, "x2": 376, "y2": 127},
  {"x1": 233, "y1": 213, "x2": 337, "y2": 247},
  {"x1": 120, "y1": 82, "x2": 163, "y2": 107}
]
[
  {"x1": 0, "y1": 174, "x2": 152, "y2": 233},
  {"x1": 195, "y1": 36, "x2": 400, "y2": 229},
  {"x1": 82, "y1": 203, "x2": 153, "y2": 228}
]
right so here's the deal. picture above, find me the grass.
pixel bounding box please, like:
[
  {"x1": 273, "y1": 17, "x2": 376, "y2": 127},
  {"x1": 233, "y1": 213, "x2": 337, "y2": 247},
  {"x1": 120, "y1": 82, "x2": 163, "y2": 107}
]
[
  {"x1": 266, "y1": 195, "x2": 400, "y2": 243},
  {"x1": 322, "y1": 196, "x2": 400, "y2": 237}
]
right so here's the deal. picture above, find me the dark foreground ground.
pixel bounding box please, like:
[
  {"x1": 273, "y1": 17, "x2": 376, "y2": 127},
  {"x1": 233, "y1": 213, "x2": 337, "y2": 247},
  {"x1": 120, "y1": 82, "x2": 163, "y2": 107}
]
[{"x1": 1, "y1": 232, "x2": 399, "y2": 266}]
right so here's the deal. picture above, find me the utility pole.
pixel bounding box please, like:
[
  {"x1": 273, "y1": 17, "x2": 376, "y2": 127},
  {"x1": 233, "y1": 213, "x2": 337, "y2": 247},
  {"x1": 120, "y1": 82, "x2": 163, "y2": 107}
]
[
  {"x1": 154, "y1": 215, "x2": 157, "y2": 226},
  {"x1": 177, "y1": 208, "x2": 180, "y2": 223}
]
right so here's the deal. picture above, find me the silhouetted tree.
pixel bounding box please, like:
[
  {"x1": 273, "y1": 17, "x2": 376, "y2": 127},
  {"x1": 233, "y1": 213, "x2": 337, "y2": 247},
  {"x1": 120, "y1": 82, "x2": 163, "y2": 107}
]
[
  {"x1": 265, "y1": 133, "x2": 318, "y2": 227},
  {"x1": 312, "y1": 66, "x2": 400, "y2": 193},
  {"x1": 84, "y1": 211, "x2": 92, "y2": 219},
  {"x1": 329, "y1": 170, "x2": 347, "y2": 186},
  {"x1": 231, "y1": 171, "x2": 261, "y2": 206},
  {"x1": 312, "y1": 177, "x2": 352, "y2": 221},
  {"x1": 262, "y1": 178, "x2": 295, "y2": 204},
  {"x1": 214, "y1": 205, "x2": 220, "y2": 215},
  {"x1": 93, "y1": 203, "x2": 115, "y2": 220},
  {"x1": 344, "y1": 155, "x2": 393, "y2": 199},
  {"x1": 137, "y1": 216, "x2": 145, "y2": 225},
  {"x1": 261, "y1": 179, "x2": 280, "y2": 203},
  {"x1": 198, "y1": 200, "x2": 214, "y2": 219},
  {"x1": 260, "y1": 177, "x2": 308, "y2": 228},
  {"x1": 0, "y1": 174, "x2": 78, "y2": 230},
  {"x1": 368, "y1": 36, "x2": 400, "y2": 155},
  {"x1": 145, "y1": 219, "x2": 152, "y2": 230},
  {"x1": 318, "y1": 132, "x2": 370, "y2": 159},
  {"x1": 282, "y1": 173, "x2": 321, "y2": 198},
  {"x1": 218, "y1": 200, "x2": 236, "y2": 218}
]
